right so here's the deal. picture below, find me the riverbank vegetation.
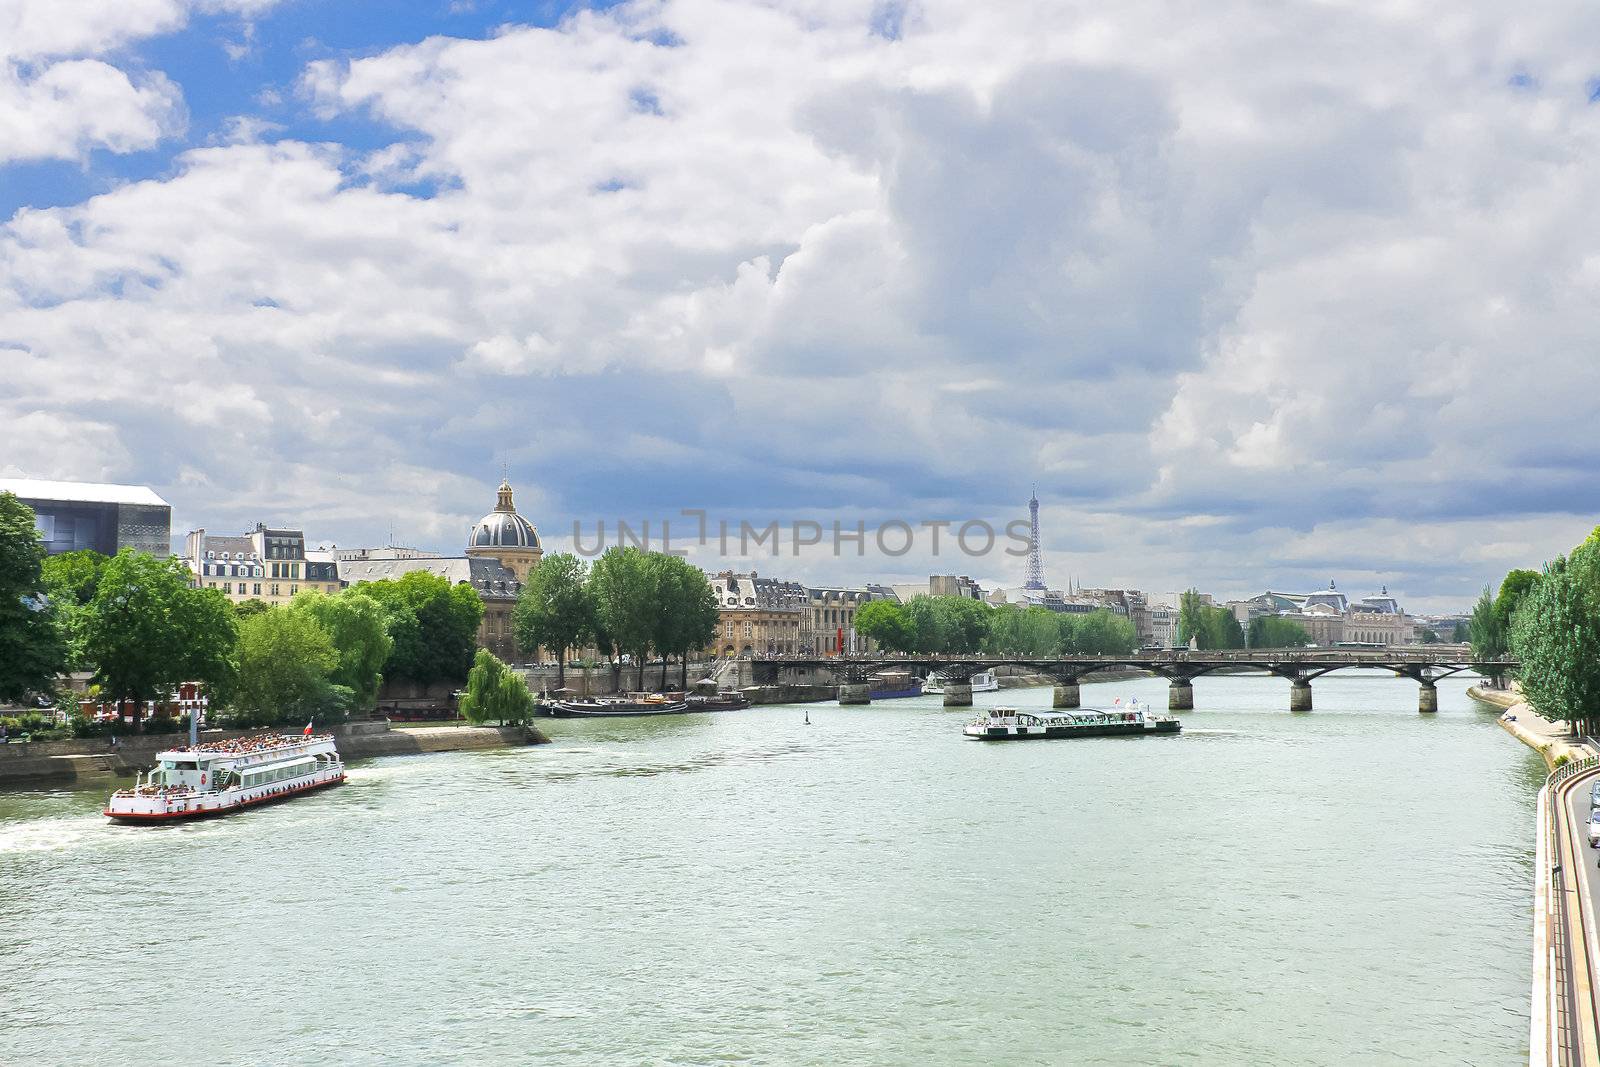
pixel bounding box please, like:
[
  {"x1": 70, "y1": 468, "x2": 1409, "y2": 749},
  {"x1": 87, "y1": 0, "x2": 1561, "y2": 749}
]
[
  {"x1": 853, "y1": 596, "x2": 1139, "y2": 655},
  {"x1": 516, "y1": 547, "x2": 719, "y2": 691},
  {"x1": 1477, "y1": 529, "x2": 1600, "y2": 733},
  {"x1": 0, "y1": 491, "x2": 491, "y2": 733}
]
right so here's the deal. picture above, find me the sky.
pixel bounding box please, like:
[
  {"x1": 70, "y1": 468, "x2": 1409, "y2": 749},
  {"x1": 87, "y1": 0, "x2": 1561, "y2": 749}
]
[{"x1": 4, "y1": 0, "x2": 1600, "y2": 613}]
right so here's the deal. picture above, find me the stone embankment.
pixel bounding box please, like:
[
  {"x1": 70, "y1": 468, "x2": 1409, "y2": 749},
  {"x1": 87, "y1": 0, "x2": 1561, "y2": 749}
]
[
  {"x1": 1469, "y1": 684, "x2": 1587, "y2": 769},
  {"x1": 0, "y1": 720, "x2": 549, "y2": 786}
]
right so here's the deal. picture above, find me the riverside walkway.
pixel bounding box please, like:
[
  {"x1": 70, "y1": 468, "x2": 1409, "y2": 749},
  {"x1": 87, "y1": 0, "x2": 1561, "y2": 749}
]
[
  {"x1": 750, "y1": 647, "x2": 1518, "y2": 711},
  {"x1": 1538, "y1": 754, "x2": 1600, "y2": 1066}
]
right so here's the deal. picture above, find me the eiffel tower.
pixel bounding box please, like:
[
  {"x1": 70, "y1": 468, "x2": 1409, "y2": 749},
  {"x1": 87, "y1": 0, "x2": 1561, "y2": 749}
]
[{"x1": 1024, "y1": 486, "x2": 1046, "y2": 591}]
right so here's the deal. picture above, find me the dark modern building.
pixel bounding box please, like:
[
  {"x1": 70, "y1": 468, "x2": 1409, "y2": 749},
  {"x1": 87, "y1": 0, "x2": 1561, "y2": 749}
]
[{"x1": 0, "y1": 478, "x2": 172, "y2": 558}]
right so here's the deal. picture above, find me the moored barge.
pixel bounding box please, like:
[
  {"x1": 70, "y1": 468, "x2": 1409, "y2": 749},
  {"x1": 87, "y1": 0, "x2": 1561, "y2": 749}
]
[
  {"x1": 963, "y1": 704, "x2": 1180, "y2": 741},
  {"x1": 105, "y1": 733, "x2": 345, "y2": 822}
]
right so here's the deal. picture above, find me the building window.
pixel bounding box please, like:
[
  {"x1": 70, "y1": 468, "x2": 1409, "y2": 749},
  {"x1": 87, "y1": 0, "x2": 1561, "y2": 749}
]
[
  {"x1": 743, "y1": 622, "x2": 752, "y2": 637},
  {"x1": 270, "y1": 584, "x2": 280, "y2": 597},
  {"x1": 252, "y1": 583, "x2": 261, "y2": 596},
  {"x1": 290, "y1": 585, "x2": 298, "y2": 596},
  {"x1": 222, "y1": 583, "x2": 232, "y2": 594}
]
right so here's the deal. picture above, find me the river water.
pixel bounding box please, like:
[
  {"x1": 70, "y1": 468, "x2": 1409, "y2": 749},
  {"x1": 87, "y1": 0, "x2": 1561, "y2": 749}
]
[{"x1": 0, "y1": 673, "x2": 1540, "y2": 1065}]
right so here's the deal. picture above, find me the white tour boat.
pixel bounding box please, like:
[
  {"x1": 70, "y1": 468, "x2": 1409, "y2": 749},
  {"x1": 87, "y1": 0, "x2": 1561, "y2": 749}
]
[
  {"x1": 923, "y1": 670, "x2": 1001, "y2": 695},
  {"x1": 963, "y1": 703, "x2": 1181, "y2": 741},
  {"x1": 104, "y1": 732, "x2": 345, "y2": 822}
]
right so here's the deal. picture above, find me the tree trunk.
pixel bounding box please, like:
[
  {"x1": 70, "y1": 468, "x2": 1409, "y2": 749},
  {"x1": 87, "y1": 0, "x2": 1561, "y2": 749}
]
[
  {"x1": 680, "y1": 651, "x2": 688, "y2": 690},
  {"x1": 659, "y1": 654, "x2": 669, "y2": 692},
  {"x1": 556, "y1": 651, "x2": 565, "y2": 690},
  {"x1": 636, "y1": 653, "x2": 646, "y2": 692}
]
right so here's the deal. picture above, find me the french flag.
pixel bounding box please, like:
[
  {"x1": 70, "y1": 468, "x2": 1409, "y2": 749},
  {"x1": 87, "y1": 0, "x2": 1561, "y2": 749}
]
[{"x1": 303, "y1": 720, "x2": 313, "y2": 737}]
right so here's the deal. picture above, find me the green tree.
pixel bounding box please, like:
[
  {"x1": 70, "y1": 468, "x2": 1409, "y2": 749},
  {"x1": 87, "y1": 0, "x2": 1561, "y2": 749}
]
[
  {"x1": 291, "y1": 590, "x2": 393, "y2": 711},
  {"x1": 357, "y1": 571, "x2": 484, "y2": 685},
  {"x1": 589, "y1": 546, "x2": 659, "y2": 690},
  {"x1": 83, "y1": 550, "x2": 237, "y2": 726},
  {"x1": 1469, "y1": 585, "x2": 1508, "y2": 686},
  {"x1": 41, "y1": 548, "x2": 107, "y2": 671},
  {"x1": 1495, "y1": 569, "x2": 1541, "y2": 631},
  {"x1": 0, "y1": 492, "x2": 66, "y2": 702},
  {"x1": 459, "y1": 648, "x2": 534, "y2": 725},
  {"x1": 513, "y1": 553, "x2": 593, "y2": 689},
  {"x1": 1176, "y1": 590, "x2": 1244, "y2": 650},
  {"x1": 1062, "y1": 609, "x2": 1139, "y2": 654},
  {"x1": 234, "y1": 598, "x2": 270, "y2": 620},
  {"x1": 231, "y1": 607, "x2": 341, "y2": 727},
  {"x1": 853, "y1": 599, "x2": 914, "y2": 652},
  {"x1": 1452, "y1": 620, "x2": 1470, "y2": 643},
  {"x1": 1248, "y1": 616, "x2": 1313, "y2": 649},
  {"x1": 985, "y1": 605, "x2": 1064, "y2": 655},
  {"x1": 649, "y1": 555, "x2": 719, "y2": 689},
  {"x1": 1511, "y1": 538, "x2": 1600, "y2": 734},
  {"x1": 1176, "y1": 589, "x2": 1207, "y2": 648}
]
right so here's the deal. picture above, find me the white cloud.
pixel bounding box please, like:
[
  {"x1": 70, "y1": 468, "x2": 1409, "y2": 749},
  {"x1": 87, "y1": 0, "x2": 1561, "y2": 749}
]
[
  {"x1": 0, "y1": 0, "x2": 283, "y2": 163},
  {"x1": 4, "y1": 0, "x2": 1600, "y2": 601}
]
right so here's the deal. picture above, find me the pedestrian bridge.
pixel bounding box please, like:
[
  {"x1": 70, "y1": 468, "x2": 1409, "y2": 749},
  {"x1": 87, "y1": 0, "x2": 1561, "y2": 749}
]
[{"x1": 746, "y1": 647, "x2": 1517, "y2": 712}]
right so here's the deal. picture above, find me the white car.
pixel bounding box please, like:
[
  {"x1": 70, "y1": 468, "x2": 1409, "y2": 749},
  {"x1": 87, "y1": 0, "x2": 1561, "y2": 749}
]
[{"x1": 1588, "y1": 807, "x2": 1600, "y2": 847}]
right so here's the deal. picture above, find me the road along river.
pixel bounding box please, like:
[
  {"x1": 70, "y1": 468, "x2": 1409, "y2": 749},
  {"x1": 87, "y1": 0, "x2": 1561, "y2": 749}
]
[{"x1": 0, "y1": 672, "x2": 1541, "y2": 1065}]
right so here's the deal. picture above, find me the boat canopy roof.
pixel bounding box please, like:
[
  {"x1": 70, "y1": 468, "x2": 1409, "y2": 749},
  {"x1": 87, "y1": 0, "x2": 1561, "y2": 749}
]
[{"x1": 241, "y1": 756, "x2": 319, "y2": 776}]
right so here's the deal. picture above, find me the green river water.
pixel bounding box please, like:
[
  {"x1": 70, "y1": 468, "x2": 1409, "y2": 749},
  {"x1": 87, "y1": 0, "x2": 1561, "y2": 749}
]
[{"x1": 0, "y1": 673, "x2": 1541, "y2": 1065}]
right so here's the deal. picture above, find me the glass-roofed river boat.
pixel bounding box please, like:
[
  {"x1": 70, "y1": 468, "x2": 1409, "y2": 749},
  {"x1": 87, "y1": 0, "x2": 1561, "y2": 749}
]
[
  {"x1": 104, "y1": 732, "x2": 345, "y2": 822},
  {"x1": 963, "y1": 704, "x2": 1181, "y2": 741}
]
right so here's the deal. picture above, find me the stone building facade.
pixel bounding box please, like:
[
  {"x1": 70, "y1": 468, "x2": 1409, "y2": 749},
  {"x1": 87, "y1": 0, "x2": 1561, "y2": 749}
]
[
  {"x1": 183, "y1": 524, "x2": 342, "y2": 605},
  {"x1": 708, "y1": 571, "x2": 808, "y2": 656},
  {"x1": 803, "y1": 586, "x2": 892, "y2": 656}
]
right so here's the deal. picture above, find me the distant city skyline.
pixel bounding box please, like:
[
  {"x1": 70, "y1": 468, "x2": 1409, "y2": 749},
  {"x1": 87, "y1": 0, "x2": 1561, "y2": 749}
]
[{"x1": 4, "y1": 2, "x2": 1598, "y2": 613}]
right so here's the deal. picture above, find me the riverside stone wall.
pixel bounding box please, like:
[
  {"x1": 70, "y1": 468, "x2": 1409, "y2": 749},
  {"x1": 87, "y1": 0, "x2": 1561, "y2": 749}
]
[{"x1": 0, "y1": 720, "x2": 548, "y2": 787}]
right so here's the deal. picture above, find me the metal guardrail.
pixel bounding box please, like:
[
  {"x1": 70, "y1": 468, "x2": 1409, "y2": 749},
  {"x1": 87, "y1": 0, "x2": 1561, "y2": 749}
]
[
  {"x1": 1552, "y1": 756, "x2": 1600, "y2": 788},
  {"x1": 1545, "y1": 755, "x2": 1600, "y2": 1066}
]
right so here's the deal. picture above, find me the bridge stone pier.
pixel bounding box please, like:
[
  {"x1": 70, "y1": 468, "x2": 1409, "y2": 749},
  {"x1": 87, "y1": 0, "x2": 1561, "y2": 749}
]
[
  {"x1": 942, "y1": 681, "x2": 973, "y2": 707},
  {"x1": 1169, "y1": 680, "x2": 1194, "y2": 711},
  {"x1": 1053, "y1": 682, "x2": 1080, "y2": 709},
  {"x1": 838, "y1": 683, "x2": 870, "y2": 705},
  {"x1": 1289, "y1": 680, "x2": 1313, "y2": 712},
  {"x1": 1418, "y1": 681, "x2": 1438, "y2": 713}
]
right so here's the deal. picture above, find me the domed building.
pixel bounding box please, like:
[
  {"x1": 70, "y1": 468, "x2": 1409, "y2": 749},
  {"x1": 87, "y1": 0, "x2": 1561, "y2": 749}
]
[{"x1": 466, "y1": 479, "x2": 542, "y2": 582}]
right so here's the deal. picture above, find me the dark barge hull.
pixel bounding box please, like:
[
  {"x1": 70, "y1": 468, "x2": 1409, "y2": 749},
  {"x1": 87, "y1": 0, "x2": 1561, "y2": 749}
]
[
  {"x1": 967, "y1": 721, "x2": 1181, "y2": 740},
  {"x1": 539, "y1": 701, "x2": 692, "y2": 718}
]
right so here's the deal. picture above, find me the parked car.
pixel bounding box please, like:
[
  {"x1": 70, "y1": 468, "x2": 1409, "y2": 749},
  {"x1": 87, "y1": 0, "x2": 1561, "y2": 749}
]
[
  {"x1": 1591, "y1": 780, "x2": 1600, "y2": 809},
  {"x1": 1588, "y1": 807, "x2": 1600, "y2": 847}
]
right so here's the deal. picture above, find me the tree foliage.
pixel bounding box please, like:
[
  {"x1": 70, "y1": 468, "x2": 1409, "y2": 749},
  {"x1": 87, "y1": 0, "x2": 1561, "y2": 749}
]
[
  {"x1": 0, "y1": 492, "x2": 65, "y2": 701},
  {"x1": 40, "y1": 549, "x2": 106, "y2": 671},
  {"x1": 1247, "y1": 615, "x2": 1312, "y2": 649},
  {"x1": 231, "y1": 607, "x2": 343, "y2": 727},
  {"x1": 513, "y1": 553, "x2": 593, "y2": 687},
  {"x1": 1511, "y1": 537, "x2": 1600, "y2": 732},
  {"x1": 1495, "y1": 569, "x2": 1541, "y2": 631},
  {"x1": 291, "y1": 590, "x2": 393, "y2": 711},
  {"x1": 459, "y1": 649, "x2": 534, "y2": 725},
  {"x1": 83, "y1": 549, "x2": 237, "y2": 721},
  {"x1": 649, "y1": 554, "x2": 719, "y2": 688},
  {"x1": 1176, "y1": 589, "x2": 1245, "y2": 649},
  {"x1": 853, "y1": 600, "x2": 915, "y2": 652},
  {"x1": 985, "y1": 606, "x2": 1063, "y2": 655},
  {"x1": 356, "y1": 571, "x2": 483, "y2": 685},
  {"x1": 589, "y1": 547, "x2": 659, "y2": 690},
  {"x1": 1062, "y1": 609, "x2": 1139, "y2": 654}
]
